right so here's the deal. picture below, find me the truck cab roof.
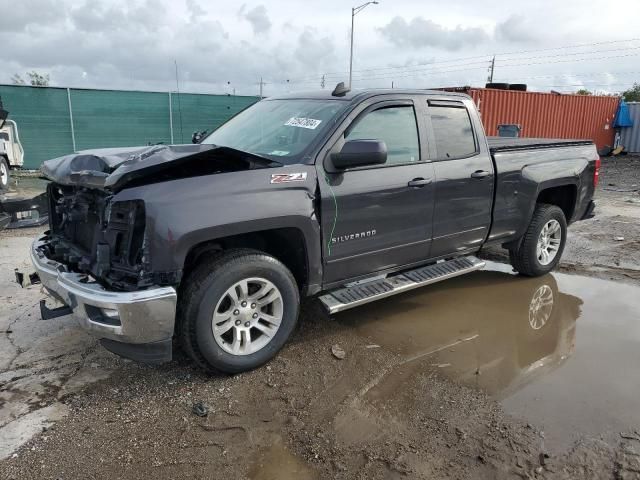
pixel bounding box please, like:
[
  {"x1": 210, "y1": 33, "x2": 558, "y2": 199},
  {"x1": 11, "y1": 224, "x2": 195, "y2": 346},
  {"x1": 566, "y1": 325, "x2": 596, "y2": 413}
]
[{"x1": 267, "y1": 88, "x2": 471, "y2": 103}]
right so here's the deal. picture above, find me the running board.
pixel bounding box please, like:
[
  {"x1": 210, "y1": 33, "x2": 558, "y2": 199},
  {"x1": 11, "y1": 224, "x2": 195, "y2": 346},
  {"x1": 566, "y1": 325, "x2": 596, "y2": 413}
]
[{"x1": 319, "y1": 256, "x2": 485, "y2": 314}]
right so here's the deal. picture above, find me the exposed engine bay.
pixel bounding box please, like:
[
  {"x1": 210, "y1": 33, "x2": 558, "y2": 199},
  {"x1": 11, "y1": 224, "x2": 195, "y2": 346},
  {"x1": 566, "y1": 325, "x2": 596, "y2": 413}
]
[
  {"x1": 35, "y1": 144, "x2": 283, "y2": 291},
  {"x1": 39, "y1": 183, "x2": 155, "y2": 291}
]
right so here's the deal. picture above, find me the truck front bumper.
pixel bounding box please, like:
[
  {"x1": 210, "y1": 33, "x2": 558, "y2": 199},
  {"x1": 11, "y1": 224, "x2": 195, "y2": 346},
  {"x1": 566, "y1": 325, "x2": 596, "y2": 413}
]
[{"x1": 31, "y1": 236, "x2": 177, "y2": 363}]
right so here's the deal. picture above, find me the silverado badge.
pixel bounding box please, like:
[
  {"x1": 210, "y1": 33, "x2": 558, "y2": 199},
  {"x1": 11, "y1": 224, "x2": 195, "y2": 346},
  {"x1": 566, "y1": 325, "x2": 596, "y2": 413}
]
[{"x1": 331, "y1": 230, "x2": 377, "y2": 244}]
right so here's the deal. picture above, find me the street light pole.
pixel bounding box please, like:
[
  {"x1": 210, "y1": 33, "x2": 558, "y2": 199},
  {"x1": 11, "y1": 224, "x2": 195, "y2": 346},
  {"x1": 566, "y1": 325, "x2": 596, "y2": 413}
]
[
  {"x1": 349, "y1": 8, "x2": 355, "y2": 90},
  {"x1": 349, "y1": 1, "x2": 379, "y2": 90}
]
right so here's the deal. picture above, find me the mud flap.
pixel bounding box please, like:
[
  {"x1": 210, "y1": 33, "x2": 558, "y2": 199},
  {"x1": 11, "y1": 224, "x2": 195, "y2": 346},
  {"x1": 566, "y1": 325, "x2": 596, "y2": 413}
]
[
  {"x1": 39, "y1": 299, "x2": 73, "y2": 320},
  {"x1": 581, "y1": 200, "x2": 596, "y2": 220}
]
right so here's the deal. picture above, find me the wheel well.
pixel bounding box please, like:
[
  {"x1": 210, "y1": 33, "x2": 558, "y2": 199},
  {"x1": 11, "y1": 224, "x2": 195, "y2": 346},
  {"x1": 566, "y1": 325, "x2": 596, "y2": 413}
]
[
  {"x1": 536, "y1": 185, "x2": 577, "y2": 221},
  {"x1": 183, "y1": 228, "x2": 308, "y2": 290}
]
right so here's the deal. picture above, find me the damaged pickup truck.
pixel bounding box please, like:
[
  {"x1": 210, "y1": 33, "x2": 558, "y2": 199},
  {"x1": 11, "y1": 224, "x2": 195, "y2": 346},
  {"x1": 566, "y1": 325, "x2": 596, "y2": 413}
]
[{"x1": 31, "y1": 87, "x2": 599, "y2": 373}]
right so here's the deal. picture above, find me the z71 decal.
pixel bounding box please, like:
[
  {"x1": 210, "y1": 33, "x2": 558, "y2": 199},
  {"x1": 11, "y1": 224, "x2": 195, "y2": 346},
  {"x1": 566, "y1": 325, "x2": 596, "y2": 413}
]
[{"x1": 270, "y1": 172, "x2": 308, "y2": 184}]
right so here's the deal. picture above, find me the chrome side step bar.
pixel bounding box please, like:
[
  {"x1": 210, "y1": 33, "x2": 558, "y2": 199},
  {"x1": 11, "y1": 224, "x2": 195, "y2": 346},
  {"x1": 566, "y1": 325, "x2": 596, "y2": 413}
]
[{"x1": 318, "y1": 256, "x2": 485, "y2": 314}]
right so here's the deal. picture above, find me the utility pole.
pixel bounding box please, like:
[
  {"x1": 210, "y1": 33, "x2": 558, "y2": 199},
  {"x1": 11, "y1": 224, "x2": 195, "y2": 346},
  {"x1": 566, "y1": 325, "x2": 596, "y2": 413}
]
[
  {"x1": 258, "y1": 77, "x2": 267, "y2": 98},
  {"x1": 349, "y1": 9, "x2": 355, "y2": 89},
  {"x1": 349, "y1": 1, "x2": 379, "y2": 89},
  {"x1": 487, "y1": 55, "x2": 495, "y2": 83},
  {"x1": 321, "y1": 74, "x2": 326, "y2": 89},
  {"x1": 174, "y1": 60, "x2": 184, "y2": 143}
]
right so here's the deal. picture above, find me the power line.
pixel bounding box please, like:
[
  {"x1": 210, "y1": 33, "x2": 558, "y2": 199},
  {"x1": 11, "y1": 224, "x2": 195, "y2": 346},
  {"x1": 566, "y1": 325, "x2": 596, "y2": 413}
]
[
  {"x1": 483, "y1": 37, "x2": 640, "y2": 57},
  {"x1": 286, "y1": 37, "x2": 640, "y2": 83},
  {"x1": 497, "y1": 45, "x2": 640, "y2": 64},
  {"x1": 498, "y1": 51, "x2": 640, "y2": 68},
  {"x1": 290, "y1": 50, "x2": 640, "y2": 87},
  {"x1": 288, "y1": 58, "x2": 493, "y2": 83},
  {"x1": 520, "y1": 70, "x2": 640, "y2": 80},
  {"x1": 340, "y1": 46, "x2": 640, "y2": 79},
  {"x1": 288, "y1": 51, "x2": 639, "y2": 87}
]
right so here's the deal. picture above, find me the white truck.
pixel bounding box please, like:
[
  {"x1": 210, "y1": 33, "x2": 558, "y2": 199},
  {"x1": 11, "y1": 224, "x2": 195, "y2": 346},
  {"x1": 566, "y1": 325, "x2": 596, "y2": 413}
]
[{"x1": 0, "y1": 101, "x2": 25, "y2": 191}]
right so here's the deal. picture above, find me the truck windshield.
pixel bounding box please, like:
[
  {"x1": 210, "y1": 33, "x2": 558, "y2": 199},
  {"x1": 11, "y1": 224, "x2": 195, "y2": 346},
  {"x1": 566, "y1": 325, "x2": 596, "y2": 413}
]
[{"x1": 201, "y1": 99, "x2": 346, "y2": 163}]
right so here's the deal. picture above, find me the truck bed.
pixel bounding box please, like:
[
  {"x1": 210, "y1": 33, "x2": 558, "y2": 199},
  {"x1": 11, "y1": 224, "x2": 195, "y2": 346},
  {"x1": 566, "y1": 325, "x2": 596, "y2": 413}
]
[{"x1": 488, "y1": 137, "x2": 593, "y2": 152}]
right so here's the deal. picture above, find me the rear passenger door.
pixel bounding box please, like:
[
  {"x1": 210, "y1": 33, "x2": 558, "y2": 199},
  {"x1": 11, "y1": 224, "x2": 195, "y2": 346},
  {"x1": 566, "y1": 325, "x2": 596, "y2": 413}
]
[{"x1": 426, "y1": 99, "x2": 494, "y2": 258}]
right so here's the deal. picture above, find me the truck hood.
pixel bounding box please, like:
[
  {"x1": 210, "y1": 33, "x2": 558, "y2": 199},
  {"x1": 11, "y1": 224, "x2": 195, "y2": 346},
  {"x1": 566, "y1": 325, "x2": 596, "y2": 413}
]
[{"x1": 41, "y1": 144, "x2": 282, "y2": 191}]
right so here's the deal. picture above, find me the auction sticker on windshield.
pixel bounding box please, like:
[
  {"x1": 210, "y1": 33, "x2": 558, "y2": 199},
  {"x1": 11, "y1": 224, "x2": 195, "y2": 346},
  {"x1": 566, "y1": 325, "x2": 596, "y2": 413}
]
[{"x1": 285, "y1": 117, "x2": 322, "y2": 129}]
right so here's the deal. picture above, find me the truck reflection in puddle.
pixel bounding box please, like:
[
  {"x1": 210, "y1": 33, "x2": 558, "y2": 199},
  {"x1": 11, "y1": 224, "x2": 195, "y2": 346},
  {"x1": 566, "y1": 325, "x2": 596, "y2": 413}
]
[
  {"x1": 337, "y1": 268, "x2": 582, "y2": 400},
  {"x1": 332, "y1": 266, "x2": 640, "y2": 452}
]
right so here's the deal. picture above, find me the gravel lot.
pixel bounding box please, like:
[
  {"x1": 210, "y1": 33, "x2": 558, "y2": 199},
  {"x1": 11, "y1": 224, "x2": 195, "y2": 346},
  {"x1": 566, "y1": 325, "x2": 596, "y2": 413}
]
[{"x1": 1, "y1": 156, "x2": 640, "y2": 480}]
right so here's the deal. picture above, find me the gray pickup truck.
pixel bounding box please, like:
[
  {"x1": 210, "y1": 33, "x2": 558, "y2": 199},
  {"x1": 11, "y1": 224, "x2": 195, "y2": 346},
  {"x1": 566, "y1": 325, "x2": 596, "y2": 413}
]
[{"x1": 31, "y1": 87, "x2": 599, "y2": 373}]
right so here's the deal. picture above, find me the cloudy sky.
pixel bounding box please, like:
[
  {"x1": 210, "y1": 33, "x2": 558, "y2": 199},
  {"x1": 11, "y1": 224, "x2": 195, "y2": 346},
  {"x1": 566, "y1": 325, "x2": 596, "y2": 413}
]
[{"x1": 1, "y1": 0, "x2": 639, "y2": 96}]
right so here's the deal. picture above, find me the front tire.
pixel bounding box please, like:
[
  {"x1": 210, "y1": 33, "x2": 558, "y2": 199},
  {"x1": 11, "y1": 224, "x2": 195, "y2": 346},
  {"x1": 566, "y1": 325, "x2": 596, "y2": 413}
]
[
  {"x1": 0, "y1": 157, "x2": 9, "y2": 192},
  {"x1": 178, "y1": 249, "x2": 300, "y2": 374},
  {"x1": 509, "y1": 204, "x2": 567, "y2": 277}
]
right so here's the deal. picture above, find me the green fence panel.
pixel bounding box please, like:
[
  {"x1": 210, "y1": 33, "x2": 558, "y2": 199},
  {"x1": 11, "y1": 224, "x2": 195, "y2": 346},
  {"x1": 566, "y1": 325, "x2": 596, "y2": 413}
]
[
  {"x1": 70, "y1": 89, "x2": 172, "y2": 151},
  {"x1": 0, "y1": 84, "x2": 260, "y2": 169},
  {"x1": 0, "y1": 85, "x2": 73, "y2": 169},
  {"x1": 170, "y1": 93, "x2": 258, "y2": 144}
]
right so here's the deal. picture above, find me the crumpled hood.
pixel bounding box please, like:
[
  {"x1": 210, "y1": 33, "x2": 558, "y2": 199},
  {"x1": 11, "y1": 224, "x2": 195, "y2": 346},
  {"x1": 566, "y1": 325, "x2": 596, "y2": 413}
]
[{"x1": 41, "y1": 144, "x2": 278, "y2": 191}]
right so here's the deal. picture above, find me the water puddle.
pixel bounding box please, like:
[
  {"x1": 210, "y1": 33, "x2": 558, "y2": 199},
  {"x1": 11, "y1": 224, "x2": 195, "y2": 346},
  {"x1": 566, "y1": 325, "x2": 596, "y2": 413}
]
[
  {"x1": 337, "y1": 262, "x2": 640, "y2": 451},
  {"x1": 249, "y1": 437, "x2": 317, "y2": 480}
]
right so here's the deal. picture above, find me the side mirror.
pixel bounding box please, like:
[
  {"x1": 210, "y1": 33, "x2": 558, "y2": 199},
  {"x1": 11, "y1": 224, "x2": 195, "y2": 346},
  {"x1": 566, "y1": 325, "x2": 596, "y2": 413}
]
[
  {"x1": 191, "y1": 130, "x2": 207, "y2": 144},
  {"x1": 331, "y1": 139, "x2": 387, "y2": 169}
]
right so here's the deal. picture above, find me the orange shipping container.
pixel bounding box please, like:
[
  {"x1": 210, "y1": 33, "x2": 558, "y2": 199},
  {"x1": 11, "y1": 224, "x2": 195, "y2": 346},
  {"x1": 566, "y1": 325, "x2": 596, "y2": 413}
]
[{"x1": 443, "y1": 87, "x2": 620, "y2": 151}]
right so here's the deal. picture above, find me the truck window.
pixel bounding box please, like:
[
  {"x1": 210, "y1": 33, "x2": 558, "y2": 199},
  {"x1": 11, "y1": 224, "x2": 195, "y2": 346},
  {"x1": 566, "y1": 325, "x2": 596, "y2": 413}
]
[
  {"x1": 0, "y1": 132, "x2": 8, "y2": 141},
  {"x1": 202, "y1": 99, "x2": 347, "y2": 164},
  {"x1": 429, "y1": 106, "x2": 477, "y2": 160},
  {"x1": 346, "y1": 106, "x2": 420, "y2": 165}
]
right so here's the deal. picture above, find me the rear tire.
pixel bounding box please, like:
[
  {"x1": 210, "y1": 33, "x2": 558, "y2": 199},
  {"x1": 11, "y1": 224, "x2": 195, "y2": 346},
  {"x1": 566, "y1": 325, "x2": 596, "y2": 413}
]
[
  {"x1": 509, "y1": 203, "x2": 567, "y2": 277},
  {"x1": 178, "y1": 249, "x2": 300, "y2": 374},
  {"x1": 0, "y1": 157, "x2": 9, "y2": 192}
]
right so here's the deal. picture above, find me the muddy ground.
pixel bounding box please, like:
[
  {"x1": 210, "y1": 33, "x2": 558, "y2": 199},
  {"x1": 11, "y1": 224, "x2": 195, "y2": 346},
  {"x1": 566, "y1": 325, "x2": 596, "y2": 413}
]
[{"x1": 1, "y1": 156, "x2": 640, "y2": 480}]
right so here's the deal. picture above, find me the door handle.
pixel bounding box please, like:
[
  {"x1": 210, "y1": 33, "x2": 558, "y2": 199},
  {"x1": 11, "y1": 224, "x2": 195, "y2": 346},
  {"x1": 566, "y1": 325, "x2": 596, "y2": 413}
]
[
  {"x1": 471, "y1": 170, "x2": 491, "y2": 179},
  {"x1": 407, "y1": 177, "x2": 432, "y2": 188}
]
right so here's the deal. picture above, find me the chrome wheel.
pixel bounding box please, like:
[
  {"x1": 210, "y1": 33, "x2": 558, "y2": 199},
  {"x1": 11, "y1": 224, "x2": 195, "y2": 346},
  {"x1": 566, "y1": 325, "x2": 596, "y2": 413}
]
[
  {"x1": 536, "y1": 219, "x2": 561, "y2": 266},
  {"x1": 0, "y1": 162, "x2": 7, "y2": 187},
  {"x1": 528, "y1": 284, "x2": 554, "y2": 330},
  {"x1": 211, "y1": 277, "x2": 284, "y2": 356}
]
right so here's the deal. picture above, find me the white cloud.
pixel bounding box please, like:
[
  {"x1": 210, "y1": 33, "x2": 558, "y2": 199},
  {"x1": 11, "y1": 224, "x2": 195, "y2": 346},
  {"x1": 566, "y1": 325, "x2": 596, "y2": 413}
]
[
  {"x1": 0, "y1": 0, "x2": 638, "y2": 96},
  {"x1": 378, "y1": 16, "x2": 490, "y2": 51},
  {"x1": 238, "y1": 4, "x2": 272, "y2": 35},
  {"x1": 495, "y1": 15, "x2": 543, "y2": 44}
]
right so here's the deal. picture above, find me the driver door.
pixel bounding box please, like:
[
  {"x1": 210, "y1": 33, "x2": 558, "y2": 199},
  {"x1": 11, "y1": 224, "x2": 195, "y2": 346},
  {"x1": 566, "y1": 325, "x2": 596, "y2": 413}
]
[{"x1": 317, "y1": 97, "x2": 436, "y2": 286}]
